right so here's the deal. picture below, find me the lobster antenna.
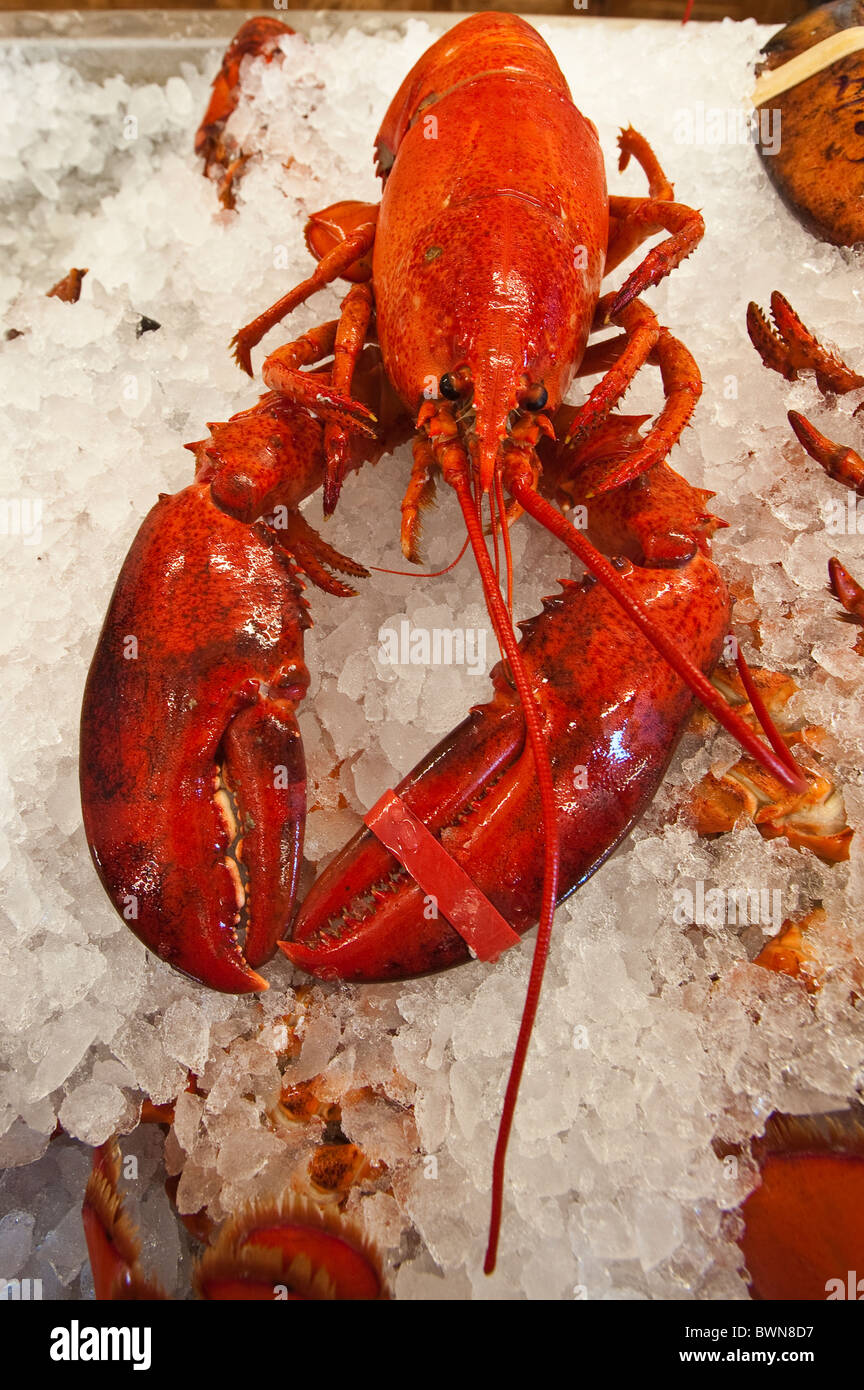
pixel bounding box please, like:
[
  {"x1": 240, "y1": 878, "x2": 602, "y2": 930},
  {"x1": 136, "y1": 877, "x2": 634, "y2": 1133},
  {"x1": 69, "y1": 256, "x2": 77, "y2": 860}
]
[
  {"x1": 733, "y1": 647, "x2": 802, "y2": 779},
  {"x1": 495, "y1": 471, "x2": 515, "y2": 617},
  {"x1": 447, "y1": 461, "x2": 560, "y2": 1275},
  {"x1": 508, "y1": 480, "x2": 808, "y2": 794},
  {"x1": 476, "y1": 475, "x2": 508, "y2": 671},
  {"x1": 369, "y1": 536, "x2": 470, "y2": 579},
  {"x1": 488, "y1": 483, "x2": 502, "y2": 589}
]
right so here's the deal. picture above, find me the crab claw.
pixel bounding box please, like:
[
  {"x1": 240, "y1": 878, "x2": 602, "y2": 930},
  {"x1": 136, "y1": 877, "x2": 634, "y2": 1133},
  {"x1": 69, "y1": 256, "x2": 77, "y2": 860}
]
[
  {"x1": 283, "y1": 552, "x2": 730, "y2": 982},
  {"x1": 80, "y1": 481, "x2": 310, "y2": 993}
]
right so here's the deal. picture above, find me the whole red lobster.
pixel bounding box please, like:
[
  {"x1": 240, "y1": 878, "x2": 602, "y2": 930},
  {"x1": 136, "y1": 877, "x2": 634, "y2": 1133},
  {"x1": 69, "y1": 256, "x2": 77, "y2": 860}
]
[{"x1": 80, "y1": 13, "x2": 806, "y2": 1273}]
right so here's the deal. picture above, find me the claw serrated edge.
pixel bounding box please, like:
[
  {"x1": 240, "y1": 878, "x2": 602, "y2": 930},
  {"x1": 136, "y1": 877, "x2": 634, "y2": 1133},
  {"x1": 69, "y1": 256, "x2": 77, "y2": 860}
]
[
  {"x1": 82, "y1": 1140, "x2": 168, "y2": 1300},
  {"x1": 193, "y1": 1193, "x2": 387, "y2": 1300}
]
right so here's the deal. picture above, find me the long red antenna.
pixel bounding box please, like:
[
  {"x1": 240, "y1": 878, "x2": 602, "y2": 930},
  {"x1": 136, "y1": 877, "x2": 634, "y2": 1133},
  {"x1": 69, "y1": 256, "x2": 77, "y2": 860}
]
[
  {"x1": 508, "y1": 480, "x2": 808, "y2": 794},
  {"x1": 495, "y1": 470, "x2": 515, "y2": 617},
  {"x1": 369, "y1": 536, "x2": 470, "y2": 578},
  {"x1": 444, "y1": 461, "x2": 560, "y2": 1274},
  {"x1": 733, "y1": 647, "x2": 802, "y2": 780},
  {"x1": 488, "y1": 483, "x2": 502, "y2": 589}
]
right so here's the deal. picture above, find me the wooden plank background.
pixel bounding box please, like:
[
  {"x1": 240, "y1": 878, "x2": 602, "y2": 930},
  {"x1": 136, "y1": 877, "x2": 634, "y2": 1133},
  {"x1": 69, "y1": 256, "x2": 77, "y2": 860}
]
[{"x1": 0, "y1": 1, "x2": 810, "y2": 29}]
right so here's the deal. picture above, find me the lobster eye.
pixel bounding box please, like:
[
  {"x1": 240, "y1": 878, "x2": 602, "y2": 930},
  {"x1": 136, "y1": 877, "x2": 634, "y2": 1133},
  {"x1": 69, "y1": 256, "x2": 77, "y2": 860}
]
[
  {"x1": 439, "y1": 373, "x2": 461, "y2": 401},
  {"x1": 523, "y1": 383, "x2": 548, "y2": 411}
]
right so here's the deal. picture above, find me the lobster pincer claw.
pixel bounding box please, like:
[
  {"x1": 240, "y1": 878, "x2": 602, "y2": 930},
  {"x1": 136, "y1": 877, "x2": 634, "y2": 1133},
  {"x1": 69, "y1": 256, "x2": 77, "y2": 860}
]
[
  {"x1": 283, "y1": 552, "x2": 730, "y2": 983},
  {"x1": 80, "y1": 480, "x2": 311, "y2": 993}
]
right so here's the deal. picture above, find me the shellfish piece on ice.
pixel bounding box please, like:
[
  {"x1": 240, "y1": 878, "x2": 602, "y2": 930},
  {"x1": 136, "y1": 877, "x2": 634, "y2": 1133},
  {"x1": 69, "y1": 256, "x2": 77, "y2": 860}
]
[
  {"x1": 754, "y1": 0, "x2": 864, "y2": 246},
  {"x1": 738, "y1": 1110, "x2": 864, "y2": 1300}
]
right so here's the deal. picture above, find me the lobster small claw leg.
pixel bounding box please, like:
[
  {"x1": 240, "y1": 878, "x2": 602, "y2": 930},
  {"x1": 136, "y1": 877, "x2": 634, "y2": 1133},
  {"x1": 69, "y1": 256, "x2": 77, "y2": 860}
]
[
  {"x1": 788, "y1": 410, "x2": 864, "y2": 494},
  {"x1": 829, "y1": 555, "x2": 864, "y2": 622},
  {"x1": 747, "y1": 292, "x2": 864, "y2": 394}
]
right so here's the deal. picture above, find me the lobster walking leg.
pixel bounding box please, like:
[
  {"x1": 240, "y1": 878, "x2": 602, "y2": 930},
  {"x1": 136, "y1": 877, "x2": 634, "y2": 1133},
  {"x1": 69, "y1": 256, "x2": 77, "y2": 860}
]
[
  {"x1": 550, "y1": 295, "x2": 703, "y2": 491},
  {"x1": 608, "y1": 196, "x2": 705, "y2": 318},
  {"x1": 605, "y1": 138, "x2": 676, "y2": 273},
  {"x1": 231, "y1": 211, "x2": 377, "y2": 375},
  {"x1": 256, "y1": 320, "x2": 377, "y2": 434},
  {"x1": 575, "y1": 334, "x2": 636, "y2": 378},
  {"x1": 560, "y1": 297, "x2": 661, "y2": 448},
  {"x1": 575, "y1": 130, "x2": 682, "y2": 401},
  {"x1": 263, "y1": 303, "x2": 378, "y2": 438},
  {"x1": 615, "y1": 125, "x2": 674, "y2": 203},
  {"x1": 304, "y1": 200, "x2": 379, "y2": 282},
  {"x1": 591, "y1": 322, "x2": 704, "y2": 491},
  {"x1": 322, "y1": 283, "x2": 375, "y2": 511},
  {"x1": 560, "y1": 125, "x2": 700, "y2": 475}
]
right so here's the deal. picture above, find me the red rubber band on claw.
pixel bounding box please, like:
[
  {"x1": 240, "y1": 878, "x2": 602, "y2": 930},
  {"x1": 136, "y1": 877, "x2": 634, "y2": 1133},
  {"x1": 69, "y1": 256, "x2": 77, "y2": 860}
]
[{"x1": 363, "y1": 790, "x2": 521, "y2": 962}]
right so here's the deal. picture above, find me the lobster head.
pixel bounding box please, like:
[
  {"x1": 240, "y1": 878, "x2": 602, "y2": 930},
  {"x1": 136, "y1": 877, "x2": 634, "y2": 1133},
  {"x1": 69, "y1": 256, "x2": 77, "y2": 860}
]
[{"x1": 372, "y1": 12, "x2": 608, "y2": 491}]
